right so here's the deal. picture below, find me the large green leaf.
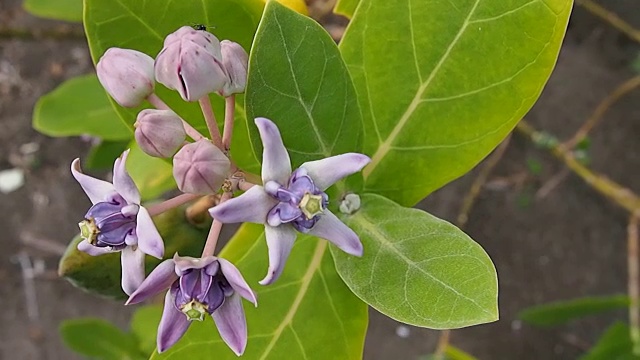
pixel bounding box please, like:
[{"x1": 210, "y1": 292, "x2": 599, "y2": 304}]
[
  {"x1": 581, "y1": 322, "x2": 637, "y2": 360},
  {"x1": 60, "y1": 318, "x2": 144, "y2": 360},
  {"x1": 131, "y1": 305, "x2": 164, "y2": 356},
  {"x1": 33, "y1": 74, "x2": 131, "y2": 140},
  {"x1": 245, "y1": 2, "x2": 363, "y2": 170},
  {"x1": 24, "y1": 0, "x2": 82, "y2": 22},
  {"x1": 126, "y1": 143, "x2": 177, "y2": 201},
  {"x1": 83, "y1": 0, "x2": 264, "y2": 173},
  {"x1": 152, "y1": 223, "x2": 368, "y2": 359},
  {"x1": 334, "y1": 0, "x2": 359, "y2": 18},
  {"x1": 519, "y1": 295, "x2": 630, "y2": 327},
  {"x1": 58, "y1": 207, "x2": 207, "y2": 299},
  {"x1": 86, "y1": 140, "x2": 130, "y2": 170},
  {"x1": 340, "y1": 0, "x2": 573, "y2": 206},
  {"x1": 332, "y1": 194, "x2": 498, "y2": 328}
]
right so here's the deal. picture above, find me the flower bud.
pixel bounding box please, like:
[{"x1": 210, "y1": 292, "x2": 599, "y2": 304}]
[
  {"x1": 173, "y1": 139, "x2": 230, "y2": 194},
  {"x1": 220, "y1": 40, "x2": 249, "y2": 97},
  {"x1": 134, "y1": 109, "x2": 186, "y2": 158},
  {"x1": 96, "y1": 48, "x2": 155, "y2": 108},
  {"x1": 155, "y1": 26, "x2": 228, "y2": 102}
]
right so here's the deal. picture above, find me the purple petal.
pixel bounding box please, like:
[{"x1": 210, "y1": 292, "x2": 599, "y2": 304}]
[
  {"x1": 120, "y1": 246, "x2": 146, "y2": 296},
  {"x1": 300, "y1": 153, "x2": 371, "y2": 191},
  {"x1": 209, "y1": 186, "x2": 276, "y2": 224},
  {"x1": 77, "y1": 240, "x2": 112, "y2": 256},
  {"x1": 259, "y1": 225, "x2": 296, "y2": 285},
  {"x1": 173, "y1": 254, "x2": 217, "y2": 274},
  {"x1": 126, "y1": 259, "x2": 178, "y2": 305},
  {"x1": 307, "y1": 210, "x2": 363, "y2": 256},
  {"x1": 113, "y1": 150, "x2": 141, "y2": 204},
  {"x1": 157, "y1": 291, "x2": 191, "y2": 353},
  {"x1": 136, "y1": 207, "x2": 164, "y2": 259},
  {"x1": 218, "y1": 258, "x2": 257, "y2": 305},
  {"x1": 267, "y1": 203, "x2": 302, "y2": 227},
  {"x1": 255, "y1": 118, "x2": 291, "y2": 184},
  {"x1": 212, "y1": 293, "x2": 247, "y2": 356},
  {"x1": 71, "y1": 158, "x2": 116, "y2": 204}
]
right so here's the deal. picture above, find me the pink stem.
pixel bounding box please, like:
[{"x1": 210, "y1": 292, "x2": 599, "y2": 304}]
[
  {"x1": 147, "y1": 193, "x2": 200, "y2": 217},
  {"x1": 223, "y1": 95, "x2": 235, "y2": 152},
  {"x1": 238, "y1": 180, "x2": 256, "y2": 191},
  {"x1": 147, "y1": 93, "x2": 205, "y2": 141},
  {"x1": 201, "y1": 192, "x2": 232, "y2": 257},
  {"x1": 198, "y1": 96, "x2": 223, "y2": 149}
]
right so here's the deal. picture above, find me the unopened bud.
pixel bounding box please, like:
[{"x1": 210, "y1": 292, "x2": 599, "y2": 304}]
[
  {"x1": 134, "y1": 109, "x2": 186, "y2": 158},
  {"x1": 220, "y1": 40, "x2": 248, "y2": 97},
  {"x1": 155, "y1": 26, "x2": 228, "y2": 102},
  {"x1": 173, "y1": 140, "x2": 230, "y2": 194},
  {"x1": 96, "y1": 48, "x2": 155, "y2": 108}
]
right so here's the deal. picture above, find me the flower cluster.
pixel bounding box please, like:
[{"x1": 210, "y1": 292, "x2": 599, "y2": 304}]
[{"x1": 72, "y1": 25, "x2": 369, "y2": 355}]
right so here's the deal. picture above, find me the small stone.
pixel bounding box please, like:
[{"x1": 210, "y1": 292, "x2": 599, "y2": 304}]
[
  {"x1": 0, "y1": 168, "x2": 25, "y2": 194},
  {"x1": 395, "y1": 325, "x2": 410, "y2": 338}
]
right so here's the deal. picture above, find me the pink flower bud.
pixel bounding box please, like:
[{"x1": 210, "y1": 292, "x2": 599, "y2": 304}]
[
  {"x1": 96, "y1": 48, "x2": 155, "y2": 108},
  {"x1": 134, "y1": 109, "x2": 186, "y2": 158},
  {"x1": 173, "y1": 140, "x2": 230, "y2": 194},
  {"x1": 155, "y1": 26, "x2": 228, "y2": 102},
  {"x1": 220, "y1": 40, "x2": 249, "y2": 97}
]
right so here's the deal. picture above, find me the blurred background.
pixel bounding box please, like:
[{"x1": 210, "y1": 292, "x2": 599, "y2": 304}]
[{"x1": 1, "y1": 0, "x2": 639, "y2": 359}]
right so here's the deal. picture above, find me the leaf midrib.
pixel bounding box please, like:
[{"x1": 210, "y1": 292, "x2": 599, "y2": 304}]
[
  {"x1": 258, "y1": 240, "x2": 327, "y2": 360},
  {"x1": 362, "y1": 0, "x2": 482, "y2": 179}
]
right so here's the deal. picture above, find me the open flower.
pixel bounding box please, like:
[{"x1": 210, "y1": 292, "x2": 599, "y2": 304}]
[
  {"x1": 71, "y1": 150, "x2": 164, "y2": 295},
  {"x1": 209, "y1": 118, "x2": 370, "y2": 285},
  {"x1": 126, "y1": 255, "x2": 256, "y2": 355}
]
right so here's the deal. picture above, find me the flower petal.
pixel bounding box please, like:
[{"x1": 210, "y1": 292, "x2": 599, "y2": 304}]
[
  {"x1": 218, "y1": 258, "x2": 257, "y2": 306},
  {"x1": 307, "y1": 210, "x2": 363, "y2": 256},
  {"x1": 173, "y1": 254, "x2": 217, "y2": 274},
  {"x1": 121, "y1": 246, "x2": 146, "y2": 296},
  {"x1": 157, "y1": 291, "x2": 190, "y2": 353},
  {"x1": 127, "y1": 259, "x2": 178, "y2": 305},
  {"x1": 209, "y1": 186, "x2": 276, "y2": 224},
  {"x1": 113, "y1": 150, "x2": 141, "y2": 204},
  {"x1": 255, "y1": 118, "x2": 291, "y2": 184},
  {"x1": 136, "y1": 207, "x2": 164, "y2": 259},
  {"x1": 77, "y1": 240, "x2": 112, "y2": 256},
  {"x1": 259, "y1": 225, "x2": 296, "y2": 285},
  {"x1": 71, "y1": 158, "x2": 116, "y2": 204},
  {"x1": 300, "y1": 153, "x2": 371, "y2": 191},
  {"x1": 212, "y1": 293, "x2": 247, "y2": 356}
]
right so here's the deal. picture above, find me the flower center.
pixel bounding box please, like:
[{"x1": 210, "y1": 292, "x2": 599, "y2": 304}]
[
  {"x1": 299, "y1": 192, "x2": 325, "y2": 219},
  {"x1": 78, "y1": 218, "x2": 100, "y2": 245},
  {"x1": 180, "y1": 299, "x2": 209, "y2": 321}
]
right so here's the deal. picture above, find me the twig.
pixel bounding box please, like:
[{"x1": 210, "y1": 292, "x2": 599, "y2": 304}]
[
  {"x1": 457, "y1": 135, "x2": 511, "y2": 228},
  {"x1": 535, "y1": 168, "x2": 570, "y2": 199},
  {"x1": 20, "y1": 233, "x2": 66, "y2": 256},
  {"x1": 516, "y1": 120, "x2": 640, "y2": 213},
  {"x1": 433, "y1": 329, "x2": 451, "y2": 360},
  {"x1": 629, "y1": 214, "x2": 640, "y2": 355},
  {"x1": 201, "y1": 192, "x2": 232, "y2": 257},
  {"x1": 0, "y1": 26, "x2": 85, "y2": 40},
  {"x1": 575, "y1": 0, "x2": 640, "y2": 44},
  {"x1": 11, "y1": 252, "x2": 42, "y2": 321},
  {"x1": 146, "y1": 193, "x2": 200, "y2": 217},
  {"x1": 563, "y1": 76, "x2": 640, "y2": 149}
]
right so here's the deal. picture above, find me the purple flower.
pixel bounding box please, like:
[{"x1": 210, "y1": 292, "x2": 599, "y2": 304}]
[
  {"x1": 71, "y1": 150, "x2": 164, "y2": 295},
  {"x1": 127, "y1": 255, "x2": 257, "y2": 355},
  {"x1": 209, "y1": 118, "x2": 370, "y2": 285}
]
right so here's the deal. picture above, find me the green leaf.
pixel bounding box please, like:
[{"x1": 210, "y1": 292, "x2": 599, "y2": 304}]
[
  {"x1": 33, "y1": 74, "x2": 131, "y2": 140},
  {"x1": 85, "y1": 140, "x2": 130, "y2": 170},
  {"x1": 83, "y1": 0, "x2": 264, "y2": 173},
  {"x1": 131, "y1": 306, "x2": 163, "y2": 356},
  {"x1": 518, "y1": 295, "x2": 630, "y2": 327},
  {"x1": 245, "y1": 1, "x2": 363, "y2": 170},
  {"x1": 334, "y1": 0, "x2": 359, "y2": 18},
  {"x1": 340, "y1": 0, "x2": 573, "y2": 206},
  {"x1": 126, "y1": 143, "x2": 176, "y2": 201},
  {"x1": 152, "y1": 223, "x2": 368, "y2": 359},
  {"x1": 58, "y1": 207, "x2": 207, "y2": 299},
  {"x1": 60, "y1": 318, "x2": 144, "y2": 359},
  {"x1": 581, "y1": 322, "x2": 638, "y2": 360},
  {"x1": 332, "y1": 193, "x2": 498, "y2": 329},
  {"x1": 24, "y1": 0, "x2": 82, "y2": 22}
]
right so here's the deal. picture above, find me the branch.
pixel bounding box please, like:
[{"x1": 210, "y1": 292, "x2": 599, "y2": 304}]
[{"x1": 576, "y1": 0, "x2": 640, "y2": 43}]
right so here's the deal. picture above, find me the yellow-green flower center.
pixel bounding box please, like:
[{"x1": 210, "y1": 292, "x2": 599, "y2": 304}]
[
  {"x1": 180, "y1": 300, "x2": 208, "y2": 321},
  {"x1": 299, "y1": 192, "x2": 324, "y2": 219},
  {"x1": 78, "y1": 218, "x2": 100, "y2": 245}
]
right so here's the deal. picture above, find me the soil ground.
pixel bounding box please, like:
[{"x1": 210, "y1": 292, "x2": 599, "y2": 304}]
[{"x1": 1, "y1": 0, "x2": 639, "y2": 359}]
